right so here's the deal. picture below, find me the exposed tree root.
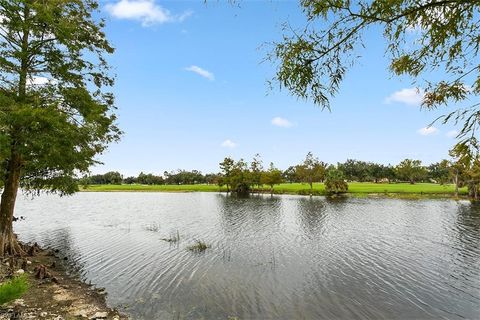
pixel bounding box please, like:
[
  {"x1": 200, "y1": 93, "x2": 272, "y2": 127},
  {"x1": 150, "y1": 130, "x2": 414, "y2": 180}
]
[
  {"x1": 27, "y1": 242, "x2": 40, "y2": 256},
  {"x1": 0, "y1": 231, "x2": 26, "y2": 257},
  {"x1": 34, "y1": 264, "x2": 58, "y2": 283}
]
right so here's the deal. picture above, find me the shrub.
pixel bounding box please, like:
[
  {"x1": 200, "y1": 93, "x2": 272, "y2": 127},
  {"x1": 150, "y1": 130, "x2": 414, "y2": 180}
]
[{"x1": 325, "y1": 168, "x2": 348, "y2": 194}]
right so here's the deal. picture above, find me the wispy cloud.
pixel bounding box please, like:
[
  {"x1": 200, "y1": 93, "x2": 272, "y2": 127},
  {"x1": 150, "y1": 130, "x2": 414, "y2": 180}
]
[
  {"x1": 221, "y1": 139, "x2": 237, "y2": 148},
  {"x1": 105, "y1": 0, "x2": 192, "y2": 26},
  {"x1": 27, "y1": 76, "x2": 52, "y2": 86},
  {"x1": 446, "y1": 130, "x2": 458, "y2": 138},
  {"x1": 185, "y1": 65, "x2": 214, "y2": 81},
  {"x1": 271, "y1": 117, "x2": 293, "y2": 128},
  {"x1": 418, "y1": 126, "x2": 438, "y2": 136},
  {"x1": 177, "y1": 11, "x2": 193, "y2": 22},
  {"x1": 385, "y1": 88, "x2": 424, "y2": 106}
]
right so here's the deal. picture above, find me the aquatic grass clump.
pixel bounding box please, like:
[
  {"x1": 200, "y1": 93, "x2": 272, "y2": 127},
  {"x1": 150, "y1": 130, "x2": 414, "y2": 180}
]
[
  {"x1": 161, "y1": 230, "x2": 180, "y2": 243},
  {"x1": 0, "y1": 274, "x2": 29, "y2": 305},
  {"x1": 187, "y1": 240, "x2": 210, "y2": 253},
  {"x1": 144, "y1": 222, "x2": 160, "y2": 232}
]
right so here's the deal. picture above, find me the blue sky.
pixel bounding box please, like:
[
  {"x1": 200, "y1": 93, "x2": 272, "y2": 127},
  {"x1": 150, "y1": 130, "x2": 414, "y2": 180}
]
[{"x1": 94, "y1": 0, "x2": 460, "y2": 176}]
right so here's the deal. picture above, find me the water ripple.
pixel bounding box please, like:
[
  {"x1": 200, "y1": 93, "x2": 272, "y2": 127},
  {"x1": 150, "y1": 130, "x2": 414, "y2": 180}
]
[{"x1": 13, "y1": 192, "x2": 480, "y2": 320}]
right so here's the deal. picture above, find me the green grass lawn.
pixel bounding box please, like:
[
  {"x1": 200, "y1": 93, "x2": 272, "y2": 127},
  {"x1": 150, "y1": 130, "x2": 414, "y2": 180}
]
[
  {"x1": 83, "y1": 182, "x2": 467, "y2": 197},
  {"x1": 83, "y1": 184, "x2": 222, "y2": 192}
]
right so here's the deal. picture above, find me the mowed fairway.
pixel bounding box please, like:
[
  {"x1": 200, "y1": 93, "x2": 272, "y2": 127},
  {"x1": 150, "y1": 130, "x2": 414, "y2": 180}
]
[
  {"x1": 271, "y1": 182, "x2": 465, "y2": 195},
  {"x1": 83, "y1": 182, "x2": 466, "y2": 196}
]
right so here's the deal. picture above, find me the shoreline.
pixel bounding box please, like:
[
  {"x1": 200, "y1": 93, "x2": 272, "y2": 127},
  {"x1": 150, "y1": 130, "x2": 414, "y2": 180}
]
[
  {"x1": 80, "y1": 183, "x2": 468, "y2": 200},
  {"x1": 0, "y1": 243, "x2": 127, "y2": 320}
]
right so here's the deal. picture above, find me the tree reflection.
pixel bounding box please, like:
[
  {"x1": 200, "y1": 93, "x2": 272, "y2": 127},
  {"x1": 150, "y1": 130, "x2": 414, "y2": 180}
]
[{"x1": 296, "y1": 197, "x2": 327, "y2": 237}]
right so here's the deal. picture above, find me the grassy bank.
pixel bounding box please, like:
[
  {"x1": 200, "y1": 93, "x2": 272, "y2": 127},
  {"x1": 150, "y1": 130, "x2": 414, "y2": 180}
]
[{"x1": 82, "y1": 182, "x2": 467, "y2": 198}]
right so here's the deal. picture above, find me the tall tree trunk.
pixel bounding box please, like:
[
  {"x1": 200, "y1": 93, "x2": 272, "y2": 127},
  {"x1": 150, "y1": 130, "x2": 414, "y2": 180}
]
[
  {"x1": 0, "y1": 151, "x2": 25, "y2": 256},
  {"x1": 0, "y1": 3, "x2": 30, "y2": 257}
]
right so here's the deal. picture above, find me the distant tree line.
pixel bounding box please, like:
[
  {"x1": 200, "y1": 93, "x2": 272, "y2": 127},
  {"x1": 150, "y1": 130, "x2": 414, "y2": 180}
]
[
  {"x1": 78, "y1": 151, "x2": 480, "y2": 198},
  {"x1": 79, "y1": 170, "x2": 219, "y2": 186}
]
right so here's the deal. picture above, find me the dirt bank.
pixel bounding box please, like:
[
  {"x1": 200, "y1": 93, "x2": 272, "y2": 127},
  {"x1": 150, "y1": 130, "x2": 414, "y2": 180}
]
[{"x1": 0, "y1": 243, "x2": 127, "y2": 320}]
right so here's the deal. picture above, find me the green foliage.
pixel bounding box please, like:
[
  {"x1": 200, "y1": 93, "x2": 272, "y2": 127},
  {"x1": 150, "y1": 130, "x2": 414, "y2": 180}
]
[
  {"x1": 0, "y1": 0, "x2": 120, "y2": 195},
  {"x1": 86, "y1": 171, "x2": 123, "y2": 185},
  {"x1": 164, "y1": 170, "x2": 205, "y2": 185},
  {"x1": 338, "y1": 159, "x2": 395, "y2": 182},
  {"x1": 465, "y1": 158, "x2": 480, "y2": 199},
  {"x1": 396, "y1": 159, "x2": 428, "y2": 184},
  {"x1": 296, "y1": 152, "x2": 327, "y2": 189},
  {"x1": 282, "y1": 166, "x2": 300, "y2": 183},
  {"x1": 219, "y1": 157, "x2": 235, "y2": 191},
  {"x1": 123, "y1": 176, "x2": 137, "y2": 184},
  {"x1": 261, "y1": 162, "x2": 283, "y2": 193},
  {"x1": 428, "y1": 160, "x2": 451, "y2": 185},
  {"x1": 325, "y1": 167, "x2": 348, "y2": 194},
  {"x1": 204, "y1": 173, "x2": 221, "y2": 185},
  {"x1": 228, "y1": 159, "x2": 252, "y2": 195},
  {"x1": 136, "y1": 172, "x2": 163, "y2": 185},
  {"x1": 271, "y1": 0, "x2": 480, "y2": 154},
  {"x1": 0, "y1": 275, "x2": 28, "y2": 305},
  {"x1": 450, "y1": 145, "x2": 480, "y2": 199},
  {"x1": 219, "y1": 157, "x2": 255, "y2": 195},
  {"x1": 250, "y1": 153, "x2": 264, "y2": 188}
]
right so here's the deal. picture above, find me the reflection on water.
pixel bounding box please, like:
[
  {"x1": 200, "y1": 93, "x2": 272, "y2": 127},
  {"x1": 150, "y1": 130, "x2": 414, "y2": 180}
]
[{"x1": 14, "y1": 192, "x2": 480, "y2": 319}]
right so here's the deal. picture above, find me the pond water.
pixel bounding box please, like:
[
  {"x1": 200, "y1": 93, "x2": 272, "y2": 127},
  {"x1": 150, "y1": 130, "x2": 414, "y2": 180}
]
[{"x1": 14, "y1": 192, "x2": 480, "y2": 319}]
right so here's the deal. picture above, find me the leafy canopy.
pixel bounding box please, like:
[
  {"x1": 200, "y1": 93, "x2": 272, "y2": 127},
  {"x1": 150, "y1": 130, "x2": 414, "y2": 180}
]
[
  {"x1": 0, "y1": 0, "x2": 120, "y2": 194},
  {"x1": 271, "y1": 0, "x2": 479, "y2": 152},
  {"x1": 261, "y1": 162, "x2": 283, "y2": 189},
  {"x1": 395, "y1": 159, "x2": 427, "y2": 183},
  {"x1": 296, "y1": 152, "x2": 327, "y2": 188}
]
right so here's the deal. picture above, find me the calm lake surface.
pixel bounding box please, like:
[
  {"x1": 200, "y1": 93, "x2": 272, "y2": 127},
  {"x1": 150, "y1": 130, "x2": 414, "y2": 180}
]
[{"x1": 14, "y1": 192, "x2": 480, "y2": 319}]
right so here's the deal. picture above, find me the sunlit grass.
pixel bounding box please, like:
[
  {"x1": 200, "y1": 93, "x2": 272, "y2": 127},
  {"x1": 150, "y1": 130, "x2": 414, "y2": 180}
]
[
  {"x1": 83, "y1": 182, "x2": 467, "y2": 196},
  {"x1": 0, "y1": 274, "x2": 28, "y2": 305},
  {"x1": 83, "y1": 184, "x2": 223, "y2": 192}
]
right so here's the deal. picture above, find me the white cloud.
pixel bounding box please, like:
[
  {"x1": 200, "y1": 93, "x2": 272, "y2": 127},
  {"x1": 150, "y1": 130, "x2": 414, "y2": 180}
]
[
  {"x1": 105, "y1": 0, "x2": 192, "y2": 26},
  {"x1": 185, "y1": 65, "x2": 214, "y2": 81},
  {"x1": 418, "y1": 126, "x2": 439, "y2": 136},
  {"x1": 271, "y1": 117, "x2": 293, "y2": 128},
  {"x1": 446, "y1": 130, "x2": 458, "y2": 138},
  {"x1": 385, "y1": 88, "x2": 424, "y2": 106},
  {"x1": 27, "y1": 76, "x2": 51, "y2": 86},
  {"x1": 221, "y1": 139, "x2": 237, "y2": 148},
  {"x1": 177, "y1": 11, "x2": 193, "y2": 22}
]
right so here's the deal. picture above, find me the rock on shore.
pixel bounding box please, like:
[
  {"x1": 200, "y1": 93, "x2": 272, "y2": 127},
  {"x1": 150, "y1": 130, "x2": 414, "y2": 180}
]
[{"x1": 0, "y1": 244, "x2": 127, "y2": 320}]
